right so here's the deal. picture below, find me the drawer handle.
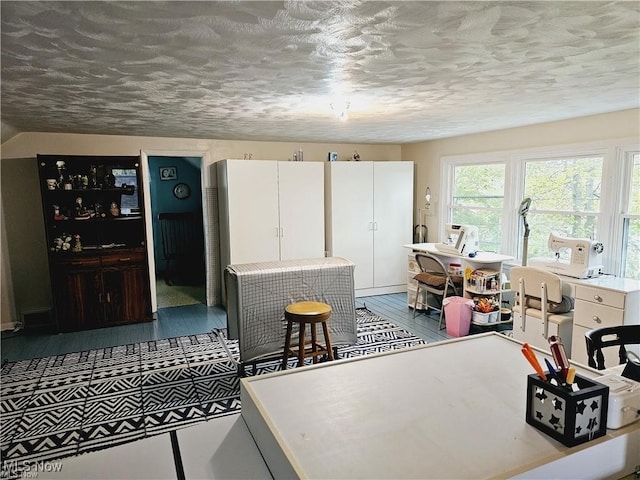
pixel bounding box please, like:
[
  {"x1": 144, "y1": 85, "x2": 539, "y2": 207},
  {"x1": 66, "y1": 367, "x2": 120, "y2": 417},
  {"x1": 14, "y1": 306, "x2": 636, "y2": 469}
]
[
  {"x1": 593, "y1": 295, "x2": 603, "y2": 303},
  {"x1": 592, "y1": 315, "x2": 602, "y2": 324},
  {"x1": 119, "y1": 257, "x2": 132, "y2": 262}
]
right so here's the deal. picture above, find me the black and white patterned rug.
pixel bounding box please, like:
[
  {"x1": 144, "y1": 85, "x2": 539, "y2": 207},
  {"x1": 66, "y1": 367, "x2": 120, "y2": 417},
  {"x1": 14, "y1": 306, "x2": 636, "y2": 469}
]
[{"x1": 1, "y1": 308, "x2": 426, "y2": 469}]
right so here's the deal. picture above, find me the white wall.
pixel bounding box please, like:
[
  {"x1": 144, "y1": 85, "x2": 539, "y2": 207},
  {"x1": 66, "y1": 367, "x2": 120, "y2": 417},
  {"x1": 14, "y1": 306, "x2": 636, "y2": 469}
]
[
  {"x1": 2, "y1": 109, "x2": 638, "y2": 323},
  {"x1": 1, "y1": 198, "x2": 17, "y2": 330},
  {"x1": 1, "y1": 134, "x2": 402, "y2": 164},
  {"x1": 0, "y1": 134, "x2": 402, "y2": 325},
  {"x1": 402, "y1": 108, "x2": 640, "y2": 242}
]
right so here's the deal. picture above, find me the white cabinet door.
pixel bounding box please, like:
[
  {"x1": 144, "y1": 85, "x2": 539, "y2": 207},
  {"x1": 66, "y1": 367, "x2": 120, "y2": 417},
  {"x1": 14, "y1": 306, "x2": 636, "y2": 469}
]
[
  {"x1": 224, "y1": 160, "x2": 280, "y2": 264},
  {"x1": 326, "y1": 162, "x2": 374, "y2": 289},
  {"x1": 373, "y1": 162, "x2": 414, "y2": 288},
  {"x1": 278, "y1": 162, "x2": 325, "y2": 260}
]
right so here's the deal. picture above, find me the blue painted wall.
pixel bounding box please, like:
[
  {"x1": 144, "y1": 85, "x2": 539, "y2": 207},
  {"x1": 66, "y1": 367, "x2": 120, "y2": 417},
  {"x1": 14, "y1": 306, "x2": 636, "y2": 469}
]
[{"x1": 148, "y1": 156, "x2": 203, "y2": 274}]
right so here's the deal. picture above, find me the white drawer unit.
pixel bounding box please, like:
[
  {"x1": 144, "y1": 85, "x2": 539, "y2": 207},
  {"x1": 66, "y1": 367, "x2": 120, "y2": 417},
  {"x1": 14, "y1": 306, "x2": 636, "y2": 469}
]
[{"x1": 569, "y1": 277, "x2": 640, "y2": 367}]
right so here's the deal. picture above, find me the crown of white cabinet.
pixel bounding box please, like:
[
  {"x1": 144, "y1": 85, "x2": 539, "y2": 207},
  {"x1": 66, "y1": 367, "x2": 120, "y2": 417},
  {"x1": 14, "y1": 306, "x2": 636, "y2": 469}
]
[
  {"x1": 217, "y1": 160, "x2": 325, "y2": 267},
  {"x1": 325, "y1": 161, "x2": 414, "y2": 295}
]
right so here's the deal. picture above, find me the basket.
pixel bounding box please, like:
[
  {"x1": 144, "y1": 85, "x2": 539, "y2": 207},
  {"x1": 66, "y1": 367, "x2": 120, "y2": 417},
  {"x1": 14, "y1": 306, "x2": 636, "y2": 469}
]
[{"x1": 472, "y1": 310, "x2": 498, "y2": 324}]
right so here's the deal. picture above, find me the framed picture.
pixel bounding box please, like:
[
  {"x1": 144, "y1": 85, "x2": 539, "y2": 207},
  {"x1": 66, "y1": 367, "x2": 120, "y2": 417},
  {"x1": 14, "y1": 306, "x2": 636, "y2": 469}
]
[{"x1": 160, "y1": 167, "x2": 177, "y2": 180}]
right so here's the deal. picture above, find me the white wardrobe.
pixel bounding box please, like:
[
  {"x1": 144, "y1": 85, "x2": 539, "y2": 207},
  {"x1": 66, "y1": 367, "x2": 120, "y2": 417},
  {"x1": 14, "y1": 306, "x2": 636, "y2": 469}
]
[
  {"x1": 325, "y1": 161, "x2": 414, "y2": 296},
  {"x1": 217, "y1": 159, "x2": 325, "y2": 267}
]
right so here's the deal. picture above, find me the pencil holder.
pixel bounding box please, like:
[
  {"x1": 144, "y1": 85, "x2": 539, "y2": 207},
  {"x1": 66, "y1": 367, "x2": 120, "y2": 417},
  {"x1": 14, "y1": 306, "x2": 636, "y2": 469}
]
[{"x1": 526, "y1": 373, "x2": 609, "y2": 447}]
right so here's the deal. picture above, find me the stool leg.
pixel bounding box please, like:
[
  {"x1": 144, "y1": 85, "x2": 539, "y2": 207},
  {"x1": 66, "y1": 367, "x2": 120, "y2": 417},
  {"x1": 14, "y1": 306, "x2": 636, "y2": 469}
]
[
  {"x1": 311, "y1": 323, "x2": 318, "y2": 364},
  {"x1": 322, "y1": 321, "x2": 334, "y2": 361},
  {"x1": 282, "y1": 320, "x2": 293, "y2": 370},
  {"x1": 297, "y1": 322, "x2": 306, "y2": 367}
]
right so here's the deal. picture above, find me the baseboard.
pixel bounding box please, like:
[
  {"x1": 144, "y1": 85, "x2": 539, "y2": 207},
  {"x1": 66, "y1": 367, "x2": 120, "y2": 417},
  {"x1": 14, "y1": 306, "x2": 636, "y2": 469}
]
[
  {"x1": 1, "y1": 320, "x2": 16, "y2": 332},
  {"x1": 355, "y1": 285, "x2": 407, "y2": 298}
]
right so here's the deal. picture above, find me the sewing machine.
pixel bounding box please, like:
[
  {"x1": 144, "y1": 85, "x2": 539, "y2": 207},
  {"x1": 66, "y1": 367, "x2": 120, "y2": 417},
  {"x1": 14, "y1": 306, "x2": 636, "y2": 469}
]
[
  {"x1": 434, "y1": 224, "x2": 479, "y2": 256},
  {"x1": 530, "y1": 233, "x2": 604, "y2": 279}
]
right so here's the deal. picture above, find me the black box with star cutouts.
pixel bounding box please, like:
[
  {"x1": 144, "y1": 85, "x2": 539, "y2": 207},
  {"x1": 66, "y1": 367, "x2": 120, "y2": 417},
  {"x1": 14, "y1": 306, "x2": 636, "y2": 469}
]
[{"x1": 526, "y1": 372, "x2": 609, "y2": 447}]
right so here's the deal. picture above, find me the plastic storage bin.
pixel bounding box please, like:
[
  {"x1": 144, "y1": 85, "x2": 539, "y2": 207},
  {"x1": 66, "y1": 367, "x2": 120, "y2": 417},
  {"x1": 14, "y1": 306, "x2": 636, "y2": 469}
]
[{"x1": 443, "y1": 297, "x2": 474, "y2": 337}]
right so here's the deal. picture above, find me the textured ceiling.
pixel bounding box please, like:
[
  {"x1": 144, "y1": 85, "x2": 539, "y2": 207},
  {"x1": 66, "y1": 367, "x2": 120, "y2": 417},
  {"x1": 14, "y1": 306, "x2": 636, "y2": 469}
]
[{"x1": 1, "y1": 1, "x2": 639, "y2": 144}]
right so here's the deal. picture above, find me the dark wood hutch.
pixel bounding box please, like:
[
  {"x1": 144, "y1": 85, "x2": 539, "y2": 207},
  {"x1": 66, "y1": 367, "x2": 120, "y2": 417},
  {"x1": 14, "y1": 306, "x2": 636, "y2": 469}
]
[{"x1": 37, "y1": 154, "x2": 152, "y2": 332}]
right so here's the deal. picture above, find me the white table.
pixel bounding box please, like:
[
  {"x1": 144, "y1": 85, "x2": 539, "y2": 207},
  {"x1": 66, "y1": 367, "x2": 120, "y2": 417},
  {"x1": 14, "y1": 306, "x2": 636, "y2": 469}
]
[
  {"x1": 241, "y1": 333, "x2": 639, "y2": 479},
  {"x1": 405, "y1": 242, "x2": 515, "y2": 265}
]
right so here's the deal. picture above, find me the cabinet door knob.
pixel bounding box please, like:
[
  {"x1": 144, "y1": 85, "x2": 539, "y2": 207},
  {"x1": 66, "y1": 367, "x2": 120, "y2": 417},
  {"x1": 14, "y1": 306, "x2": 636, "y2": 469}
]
[
  {"x1": 592, "y1": 315, "x2": 602, "y2": 323},
  {"x1": 593, "y1": 295, "x2": 603, "y2": 302}
]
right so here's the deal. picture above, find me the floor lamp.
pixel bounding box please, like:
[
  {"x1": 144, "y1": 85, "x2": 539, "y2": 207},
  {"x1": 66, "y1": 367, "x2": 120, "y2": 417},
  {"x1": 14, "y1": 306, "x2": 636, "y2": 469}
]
[{"x1": 519, "y1": 198, "x2": 532, "y2": 266}]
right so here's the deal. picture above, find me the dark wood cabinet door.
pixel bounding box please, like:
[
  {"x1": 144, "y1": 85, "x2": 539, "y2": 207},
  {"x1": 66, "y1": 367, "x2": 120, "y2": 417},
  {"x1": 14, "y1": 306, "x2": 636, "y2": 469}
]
[
  {"x1": 52, "y1": 258, "x2": 102, "y2": 332},
  {"x1": 101, "y1": 251, "x2": 151, "y2": 325}
]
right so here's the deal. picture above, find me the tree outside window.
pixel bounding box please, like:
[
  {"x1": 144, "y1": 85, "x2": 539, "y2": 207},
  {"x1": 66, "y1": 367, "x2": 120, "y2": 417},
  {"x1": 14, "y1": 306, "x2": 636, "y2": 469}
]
[
  {"x1": 524, "y1": 156, "x2": 603, "y2": 262},
  {"x1": 451, "y1": 164, "x2": 505, "y2": 253}
]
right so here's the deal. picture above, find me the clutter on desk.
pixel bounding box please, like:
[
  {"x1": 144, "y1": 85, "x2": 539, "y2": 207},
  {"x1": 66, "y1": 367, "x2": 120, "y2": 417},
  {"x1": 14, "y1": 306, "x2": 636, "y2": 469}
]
[
  {"x1": 521, "y1": 339, "x2": 610, "y2": 446},
  {"x1": 467, "y1": 268, "x2": 500, "y2": 294}
]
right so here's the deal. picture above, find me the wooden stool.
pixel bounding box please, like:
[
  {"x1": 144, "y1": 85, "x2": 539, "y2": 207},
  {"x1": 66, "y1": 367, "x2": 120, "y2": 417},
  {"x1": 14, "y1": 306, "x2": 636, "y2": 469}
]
[{"x1": 282, "y1": 301, "x2": 334, "y2": 370}]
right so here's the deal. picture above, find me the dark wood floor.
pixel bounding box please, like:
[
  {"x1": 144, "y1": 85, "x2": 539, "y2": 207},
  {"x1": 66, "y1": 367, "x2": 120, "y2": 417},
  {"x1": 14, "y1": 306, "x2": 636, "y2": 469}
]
[{"x1": 1, "y1": 292, "x2": 506, "y2": 363}]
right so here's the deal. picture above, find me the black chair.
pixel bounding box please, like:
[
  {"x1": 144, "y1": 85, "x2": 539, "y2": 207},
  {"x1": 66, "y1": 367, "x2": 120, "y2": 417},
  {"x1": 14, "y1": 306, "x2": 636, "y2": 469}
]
[
  {"x1": 585, "y1": 325, "x2": 640, "y2": 370},
  {"x1": 158, "y1": 212, "x2": 204, "y2": 286}
]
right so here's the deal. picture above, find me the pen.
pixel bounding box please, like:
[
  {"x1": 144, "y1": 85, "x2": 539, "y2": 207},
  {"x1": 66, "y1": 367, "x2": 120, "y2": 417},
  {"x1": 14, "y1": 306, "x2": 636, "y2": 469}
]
[
  {"x1": 521, "y1": 343, "x2": 547, "y2": 381},
  {"x1": 544, "y1": 358, "x2": 562, "y2": 386}
]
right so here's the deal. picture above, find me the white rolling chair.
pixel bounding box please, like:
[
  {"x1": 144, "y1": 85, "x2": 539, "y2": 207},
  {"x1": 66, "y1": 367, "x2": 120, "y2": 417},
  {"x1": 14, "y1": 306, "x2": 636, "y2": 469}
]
[{"x1": 510, "y1": 266, "x2": 574, "y2": 354}]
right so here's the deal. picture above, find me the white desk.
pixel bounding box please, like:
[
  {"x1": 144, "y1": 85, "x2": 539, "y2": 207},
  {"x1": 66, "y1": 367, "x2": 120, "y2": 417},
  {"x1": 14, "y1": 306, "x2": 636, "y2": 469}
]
[
  {"x1": 405, "y1": 243, "x2": 514, "y2": 265},
  {"x1": 241, "y1": 333, "x2": 639, "y2": 479},
  {"x1": 404, "y1": 243, "x2": 514, "y2": 325},
  {"x1": 562, "y1": 274, "x2": 640, "y2": 366}
]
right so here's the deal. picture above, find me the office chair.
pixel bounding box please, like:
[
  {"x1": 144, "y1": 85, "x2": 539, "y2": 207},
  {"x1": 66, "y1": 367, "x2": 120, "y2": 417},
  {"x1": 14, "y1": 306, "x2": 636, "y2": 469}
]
[
  {"x1": 412, "y1": 252, "x2": 463, "y2": 330},
  {"x1": 585, "y1": 325, "x2": 640, "y2": 370}
]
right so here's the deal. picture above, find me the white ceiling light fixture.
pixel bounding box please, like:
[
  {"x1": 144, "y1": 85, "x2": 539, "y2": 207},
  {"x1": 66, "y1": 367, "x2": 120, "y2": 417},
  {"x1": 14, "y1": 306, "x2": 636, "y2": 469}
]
[{"x1": 330, "y1": 101, "x2": 350, "y2": 122}]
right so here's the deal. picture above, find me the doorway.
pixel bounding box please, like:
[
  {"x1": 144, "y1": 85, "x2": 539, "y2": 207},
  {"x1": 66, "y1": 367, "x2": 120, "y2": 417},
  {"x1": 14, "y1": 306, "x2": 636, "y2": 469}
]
[{"x1": 147, "y1": 156, "x2": 206, "y2": 309}]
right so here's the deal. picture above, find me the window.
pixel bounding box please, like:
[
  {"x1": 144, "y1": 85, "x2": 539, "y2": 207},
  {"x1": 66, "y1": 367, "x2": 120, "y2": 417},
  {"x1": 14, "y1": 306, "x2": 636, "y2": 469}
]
[
  {"x1": 621, "y1": 152, "x2": 640, "y2": 279},
  {"x1": 450, "y1": 163, "x2": 505, "y2": 253},
  {"x1": 523, "y1": 156, "x2": 603, "y2": 262},
  {"x1": 442, "y1": 139, "x2": 639, "y2": 279}
]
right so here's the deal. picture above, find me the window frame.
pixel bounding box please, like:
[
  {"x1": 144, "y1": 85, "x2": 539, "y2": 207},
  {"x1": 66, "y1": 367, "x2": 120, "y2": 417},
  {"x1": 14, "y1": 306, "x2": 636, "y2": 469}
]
[
  {"x1": 612, "y1": 146, "x2": 640, "y2": 276},
  {"x1": 440, "y1": 138, "x2": 638, "y2": 277}
]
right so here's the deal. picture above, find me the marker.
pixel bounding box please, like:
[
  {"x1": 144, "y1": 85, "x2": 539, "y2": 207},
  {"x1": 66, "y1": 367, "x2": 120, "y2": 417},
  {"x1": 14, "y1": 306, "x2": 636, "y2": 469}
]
[
  {"x1": 521, "y1": 343, "x2": 547, "y2": 381},
  {"x1": 565, "y1": 367, "x2": 576, "y2": 384},
  {"x1": 565, "y1": 367, "x2": 578, "y2": 391}
]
